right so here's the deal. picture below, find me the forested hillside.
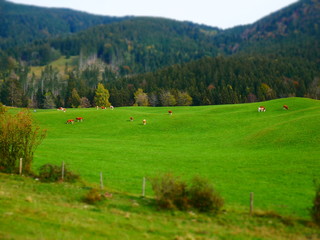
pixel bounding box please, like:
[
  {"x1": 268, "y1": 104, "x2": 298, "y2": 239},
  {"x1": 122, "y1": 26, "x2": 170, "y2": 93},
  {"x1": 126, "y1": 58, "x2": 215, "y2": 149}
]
[
  {"x1": 0, "y1": 0, "x2": 319, "y2": 108},
  {"x1": 0, "y1": 0, "x2": 130, "y2": 49},
  {"x1": 17, "y1": 17, "x2": 221, "y2": 68},
  {"x1": 215, "y1": 0, "x2": 320, "y2": 60}
]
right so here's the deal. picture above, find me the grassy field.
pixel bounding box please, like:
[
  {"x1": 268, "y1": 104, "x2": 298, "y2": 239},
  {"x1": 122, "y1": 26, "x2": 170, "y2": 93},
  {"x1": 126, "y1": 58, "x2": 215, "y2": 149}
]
[
  {"x1": 26, "y1": 97, "x2": 320, "y2": 218},
  {"x1": 29, "y1": 56, "x2": 78, "y2": 77},
  {"x1": 1, "y1": 173, "x2": 319, "y2": 240},
  {"x1": 1, "y1": 97, "x2": 320, "y2": 239}
]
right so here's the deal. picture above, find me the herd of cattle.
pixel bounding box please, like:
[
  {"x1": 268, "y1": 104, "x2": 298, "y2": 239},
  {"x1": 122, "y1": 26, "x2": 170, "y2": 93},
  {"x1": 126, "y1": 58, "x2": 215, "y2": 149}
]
[
  {"x1": 60, "y1": 105, "x2": 290, "y2": 125},
  {"x1": 258, "y1": 105, "x2": 289, "y2": 112}
]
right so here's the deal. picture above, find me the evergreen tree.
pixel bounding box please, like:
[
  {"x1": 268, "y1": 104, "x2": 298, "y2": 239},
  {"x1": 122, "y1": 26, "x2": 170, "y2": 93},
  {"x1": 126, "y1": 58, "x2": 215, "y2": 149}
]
[
  {"x1": 70, "y1": 88, "x2": 81, "y2": 108},
  {"x1": 35, "y1": 88, "x2": 45, "y2": 109},
  {"x1": 1, "y1": 77, "x2": 23, "y2": 107},
  {"x1": 43, "y1": 92, "x2": 56, "y2": 109}
]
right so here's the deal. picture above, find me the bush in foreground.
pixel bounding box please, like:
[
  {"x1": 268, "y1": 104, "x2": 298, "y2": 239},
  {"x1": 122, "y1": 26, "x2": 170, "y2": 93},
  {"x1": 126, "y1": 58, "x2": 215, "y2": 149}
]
[
  {"x1": 38, "y1": 163, "x2": 80, "y2": 183},
  {"x1": 0, "y1": 110, "x2": 46, "y2": 174},
  {"x1": 83, "y1": 188, "x2": 103, "y2": 205},
  {"x1": 188, "y1": 176, "x2": 224, "y2": 213},
  {"x1": 150, "y1": 173, "x2": 224, "y2": 213},
  {"x1": 150, "y1": 173, "x2": 189, "y2": 210}
]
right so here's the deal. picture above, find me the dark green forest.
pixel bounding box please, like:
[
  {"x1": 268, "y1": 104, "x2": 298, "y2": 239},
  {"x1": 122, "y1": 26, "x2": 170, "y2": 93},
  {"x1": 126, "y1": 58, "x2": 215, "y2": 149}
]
[{"x1": 0, "y1": 0, "x2": 319, "y2": 108}]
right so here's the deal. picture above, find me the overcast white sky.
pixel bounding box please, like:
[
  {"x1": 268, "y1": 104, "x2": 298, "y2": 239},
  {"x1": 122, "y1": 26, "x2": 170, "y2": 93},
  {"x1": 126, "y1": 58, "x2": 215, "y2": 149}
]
[{"x1": 8, "y1": 0, "x2": 298, "y2": 29}]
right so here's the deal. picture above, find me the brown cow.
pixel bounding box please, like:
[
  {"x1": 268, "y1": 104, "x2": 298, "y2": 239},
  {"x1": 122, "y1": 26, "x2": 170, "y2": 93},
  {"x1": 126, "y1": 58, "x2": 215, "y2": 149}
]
[
  {"x1": 76, "y1": 117, "x2": 83, "y2": 122},
  {"x1": 130, "y1": 117, "x2": 134, "y2": 121},
  {"x1": 66, "y1": 119, "x2": 74, "y2": 124},
  {"x1": 283, "y1": 105, "x2": 289, "y2": 110},
  {"x1": 168, "y1": 110, "x2": 172, "y2": 115},
  {"x1": 258, "y1": 106, "x2": 266, "y2": 112},
  {"x1": 58, "y1": 107, "x2": 66, "y2": 112}
]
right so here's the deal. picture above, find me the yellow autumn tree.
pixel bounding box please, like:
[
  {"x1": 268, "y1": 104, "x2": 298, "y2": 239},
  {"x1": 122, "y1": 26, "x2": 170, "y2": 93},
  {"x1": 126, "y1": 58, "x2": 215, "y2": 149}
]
[{"x1": 94, "y1": 83, "x2": 111, "y2": 107}]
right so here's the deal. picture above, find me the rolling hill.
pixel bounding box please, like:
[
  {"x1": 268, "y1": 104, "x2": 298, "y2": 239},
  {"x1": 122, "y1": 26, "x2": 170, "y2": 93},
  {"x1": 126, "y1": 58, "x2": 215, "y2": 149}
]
[
  {"x1": 1, "y1": 97, "x2": 320, "y2": 239},
  {"x1": 29, "y1": 97, "x2": 320, "y2": 217}
]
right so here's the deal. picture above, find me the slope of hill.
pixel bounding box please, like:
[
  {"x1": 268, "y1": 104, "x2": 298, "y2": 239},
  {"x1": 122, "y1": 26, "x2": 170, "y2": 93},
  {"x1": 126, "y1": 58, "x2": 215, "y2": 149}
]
[
  {"x1": 214, "y1": 0, "x2": 320, "y2": 59},
  {"x1": 14, "y1": 17, "x2": 220, "y2": 69},
  {"x1": 1, "y1": 97, "x2": 320, "y2": 239},
  {"x1": 111, "y1": 55, "x2": 318, "y2": 106},
  {"x1": 0, "y1": 0, "x2": 130, "y2": 49},
  {"x1": 28, "y1": 98, "x2": 320, "y2": 217}
]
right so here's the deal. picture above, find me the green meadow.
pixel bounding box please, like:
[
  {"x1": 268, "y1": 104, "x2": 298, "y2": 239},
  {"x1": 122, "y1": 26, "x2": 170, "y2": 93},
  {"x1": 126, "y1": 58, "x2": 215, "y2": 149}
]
[
  {"x1": 30, "y1": 97, "x2": 320, "y2": 217},
  {"x1": 1, "y1": 97, "x2": 320, "y2": 240}
]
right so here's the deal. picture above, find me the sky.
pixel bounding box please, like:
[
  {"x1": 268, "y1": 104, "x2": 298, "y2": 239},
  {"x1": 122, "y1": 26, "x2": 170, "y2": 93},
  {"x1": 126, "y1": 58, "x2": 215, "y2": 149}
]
[{"x1": 8, "y1": 0, "x2": 298, "y2": 29}]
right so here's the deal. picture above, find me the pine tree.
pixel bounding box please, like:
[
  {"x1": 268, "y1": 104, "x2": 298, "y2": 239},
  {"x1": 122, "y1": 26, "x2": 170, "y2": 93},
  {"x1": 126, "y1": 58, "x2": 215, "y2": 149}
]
[
  {"x1": 43, "y1": 92, "x2": 56, "y2": 109},
  {"x1": 70, "y1": 88, "x2": 81, "y2": 108}
]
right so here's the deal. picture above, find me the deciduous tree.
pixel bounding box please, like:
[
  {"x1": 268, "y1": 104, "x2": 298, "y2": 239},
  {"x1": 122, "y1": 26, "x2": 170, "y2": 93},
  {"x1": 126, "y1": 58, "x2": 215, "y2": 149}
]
[
  {"x1": 160, "y1": 91, "x2": 176, "y2": 106},
  {"x1": 134, "y1": 88, "x2": 149, "y2": 106},
  {"x1": 94, "y1": 83, "x2": 111, "y2": 107}
]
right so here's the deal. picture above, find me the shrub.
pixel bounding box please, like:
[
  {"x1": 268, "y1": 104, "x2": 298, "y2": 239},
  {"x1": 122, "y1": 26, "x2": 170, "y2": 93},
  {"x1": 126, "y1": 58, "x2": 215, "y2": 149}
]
[
  {"x1": 188, "y1": 176, "x2": 224, "y2": 213},
  {"x1": 0, "y1": 110, "x2": 46, "y2": 174},
  {"x1": 150, "y1": 173, "x2": 189, "y2": 210},
  {"x1": 150, "y1": 173, "x2": 224, "y2": 213},
  {"x1": 311, "y1": 184, "x2": 320, "y2": 225},
  {"x1": 83, "y1": 188, "x2": 102, "y2": 205},
  {"x1": 38, "y1": 163, "x2": 80, "y2": 183}
]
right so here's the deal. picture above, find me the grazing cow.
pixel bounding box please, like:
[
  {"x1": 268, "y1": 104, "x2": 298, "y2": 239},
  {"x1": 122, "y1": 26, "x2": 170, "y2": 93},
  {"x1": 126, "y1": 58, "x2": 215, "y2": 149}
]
[
  {"x1": 130, "y1": 117, "x2": 134, "y2": 121},
  {"x1": 168, "y1": 110, "x2": 172, "y2": 115},
  {"x1": 76, "y1": 117, "x2": 83, "y2": 122},
  {"x1": 66, "y1": 119, "x2": 74, "y2": 124},
  {"x1": 283, "y1": 105, "x2": 289, "y2": 110},
  {"x1": 258, "y1": 106, "x2": 266, "y2": 112},
  {"x1": 58, "y1": 107, "x2": 66, "y2": 112},
  {"x1": 142, "y1": 119, "x2": 147, "y2": 125},
  {"x1": 101, "y1": 106, "x2": 106, "y2": 110},
  {"x1": 110, "y1": 105, "x2": 114, "y2": 110}
]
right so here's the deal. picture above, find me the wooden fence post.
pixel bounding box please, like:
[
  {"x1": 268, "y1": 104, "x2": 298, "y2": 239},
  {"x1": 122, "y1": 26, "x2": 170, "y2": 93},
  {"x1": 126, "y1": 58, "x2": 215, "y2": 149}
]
[
  {"x1": 61, "y1": 161, "x2": 65, "y2": 181},
  {"x1": 142, "y1": 177, "x2": 146, "y2": 197},
  {"x1": 250, "y1": 192, "x2": 254, "y2": 215},
  {"x1": 19, "y1": 158, "x2": 23, "y2": 175},
  {"x1": 100, "y1": 172, "x2": 104, "y2": 190}
]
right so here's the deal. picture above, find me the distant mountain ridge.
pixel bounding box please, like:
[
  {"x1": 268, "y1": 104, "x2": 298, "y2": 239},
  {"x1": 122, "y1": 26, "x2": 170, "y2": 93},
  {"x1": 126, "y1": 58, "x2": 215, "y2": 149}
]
[
  {"x1": 0, "y1": 0, "x2": 131, "y2": 49},
  {"x1": 211, "y1": 0, "x2": 320, "y2": 59},
  {"x1": 1, "y1": 0, "x2": 318, "y2": 67}
]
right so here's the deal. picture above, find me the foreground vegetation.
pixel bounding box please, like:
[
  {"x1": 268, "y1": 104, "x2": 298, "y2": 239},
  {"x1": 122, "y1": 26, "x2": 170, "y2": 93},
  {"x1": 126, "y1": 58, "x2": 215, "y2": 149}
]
[{"x1": 0, "y1": 173, "x2": 319, "y2": 240}]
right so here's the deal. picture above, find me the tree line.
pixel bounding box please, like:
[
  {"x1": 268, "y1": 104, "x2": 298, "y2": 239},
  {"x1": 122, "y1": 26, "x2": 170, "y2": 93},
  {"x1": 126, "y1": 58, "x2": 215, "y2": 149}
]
[{"x1": 0, "y1": 54, "x2": 319, "y2": 109}]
